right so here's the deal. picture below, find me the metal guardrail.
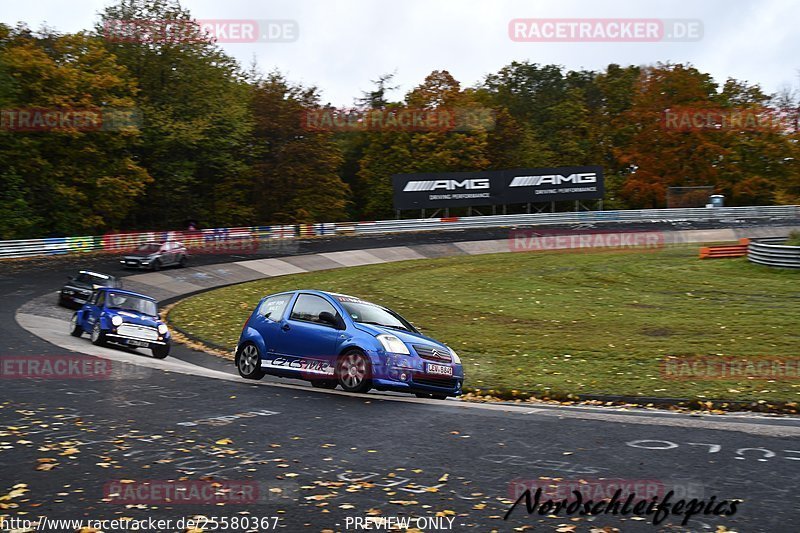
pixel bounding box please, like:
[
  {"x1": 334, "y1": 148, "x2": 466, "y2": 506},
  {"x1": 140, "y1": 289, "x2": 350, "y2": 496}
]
[
  {"x1": 0, "y1": 205, "x2": 798, "y2": 260},
  {"x1": 747, "y1": 238, "x2": 800, "y2": 268},
  {"x1": 354, "y1": 205, "x2": 799, "y2": 234}
]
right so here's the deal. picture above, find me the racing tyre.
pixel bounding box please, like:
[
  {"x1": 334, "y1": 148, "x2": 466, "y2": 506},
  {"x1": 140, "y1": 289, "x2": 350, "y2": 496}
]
[
  {"x1": 152, "y1": 344, "x2": 170, "y2": 359},
  {"x1": 90, "y1": 323, "x2": 106, "y2": 346},
  {"x1": 178, "y1": 255, "x2": 188, "y2": 268},
  {"x1": 237, "y1": 343, "x2": 265, "y2": 380},
  {"x1": 69, "y1": 314, "x2": 83, "y2": 337},
  {"x1": 151, "y1": 259, "x2": 161, "y2": 272},
  {"x1": 336, "y1": 349, "x2": 372, "y2": 394}
]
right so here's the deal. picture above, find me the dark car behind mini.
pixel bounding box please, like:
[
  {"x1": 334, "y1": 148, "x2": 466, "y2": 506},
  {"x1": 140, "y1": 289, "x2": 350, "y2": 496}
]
[{"x1": 59, "y1": 271, "x2": 121, "y2": 308}]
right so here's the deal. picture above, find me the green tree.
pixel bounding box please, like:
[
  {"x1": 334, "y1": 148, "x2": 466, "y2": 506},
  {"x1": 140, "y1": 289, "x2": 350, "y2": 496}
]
[{"x1": 98, "y1": 0, "x2": 254, "y2": 229}]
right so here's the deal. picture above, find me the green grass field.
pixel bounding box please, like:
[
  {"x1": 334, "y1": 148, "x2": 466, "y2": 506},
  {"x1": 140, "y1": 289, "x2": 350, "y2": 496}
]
[{"x1": 168, "y1": 246, "x2": 800, "y2": 403}]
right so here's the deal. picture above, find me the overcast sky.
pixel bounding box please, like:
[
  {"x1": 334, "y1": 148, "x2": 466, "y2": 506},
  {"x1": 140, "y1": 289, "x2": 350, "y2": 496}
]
[{"x1": 4, "y1": 0, "x2": 799, "y2": 106}]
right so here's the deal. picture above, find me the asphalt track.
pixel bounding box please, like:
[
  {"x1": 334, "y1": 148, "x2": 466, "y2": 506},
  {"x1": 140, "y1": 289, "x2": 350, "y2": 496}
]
[{"x1": 1, "y1": 219, "x2": 800, "y2": 532}]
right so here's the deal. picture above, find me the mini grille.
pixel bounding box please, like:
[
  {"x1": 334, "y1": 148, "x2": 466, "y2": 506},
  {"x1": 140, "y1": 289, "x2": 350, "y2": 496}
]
[{"x1": 117, "y1": 324, "x2": 158, "y2": 341}]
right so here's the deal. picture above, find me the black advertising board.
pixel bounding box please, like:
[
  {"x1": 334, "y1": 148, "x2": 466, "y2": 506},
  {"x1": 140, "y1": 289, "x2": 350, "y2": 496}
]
[
  {"x1": 392, "y1": 166, "x2": 604, "y2": 210},
  {"x1": 502, "y1": 165, "x2": 604, "y2": 203},
  {"x1": 391, "y1": 171, "x2": 503, "y2": 209}
]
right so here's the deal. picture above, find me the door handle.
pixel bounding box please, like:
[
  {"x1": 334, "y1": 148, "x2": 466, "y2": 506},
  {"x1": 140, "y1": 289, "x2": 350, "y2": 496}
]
[{"x1": 281, "y1": 323, "x2": 290, "y2": 331}]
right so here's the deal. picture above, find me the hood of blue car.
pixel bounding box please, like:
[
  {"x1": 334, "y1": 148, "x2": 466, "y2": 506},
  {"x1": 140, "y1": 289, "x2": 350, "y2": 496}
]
[
  {"x1": 353, "y1": 323, "x2": 449, "y2": 352},
  {"x1": 107, "y1": 309, "x2": 159, "y2": 327}
]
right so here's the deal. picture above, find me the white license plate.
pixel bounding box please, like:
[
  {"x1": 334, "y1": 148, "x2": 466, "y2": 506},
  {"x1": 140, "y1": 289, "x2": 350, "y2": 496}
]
[
  {"x1": 427, "y1": 363, "x2": 453, "y2": 376},
  {"x1": 127, "y1": 339, "x2": 149, "y2": 347}
]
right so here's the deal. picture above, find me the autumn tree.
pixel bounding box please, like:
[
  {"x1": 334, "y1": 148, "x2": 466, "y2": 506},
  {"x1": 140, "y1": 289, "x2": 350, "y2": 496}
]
[
  {"x1": 357, "y1": 71, "x2": 490, "y2": 218},
  {"x1": 0, "y1": 25, "x2": 149, "y2": 237},
  {"x1": 251, "y1": 72, "x2": 349, "y2": 223}
]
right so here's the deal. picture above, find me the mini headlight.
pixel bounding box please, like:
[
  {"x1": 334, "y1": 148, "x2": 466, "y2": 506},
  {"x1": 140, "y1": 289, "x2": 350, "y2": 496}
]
[
  {"x1": 448, "y1": 347, "x2": 461, "y2": 364},
  {"x1": 111, "y1": 315, "x2": 123, "y2": 327},
  {"x1": 377, "y1": 334, "x2": 409, "y2": 354},
  {"x1": 157, "y1": 324, "x2": 169, "y2": 335}
]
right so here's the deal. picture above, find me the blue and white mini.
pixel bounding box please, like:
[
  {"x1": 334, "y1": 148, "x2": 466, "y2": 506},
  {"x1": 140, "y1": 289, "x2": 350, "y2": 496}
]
[{"x1": 70, "y1": 287, "x2": 171, "y2": 359}]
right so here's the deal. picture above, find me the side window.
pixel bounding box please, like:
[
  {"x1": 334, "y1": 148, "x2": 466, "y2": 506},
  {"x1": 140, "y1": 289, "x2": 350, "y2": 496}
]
[
  {"x1": 290, "y1": 294, "x2": 338, "y2": 325},
  {"x1": 257, "y1": 294, "x2": 292, "y2": 321}
]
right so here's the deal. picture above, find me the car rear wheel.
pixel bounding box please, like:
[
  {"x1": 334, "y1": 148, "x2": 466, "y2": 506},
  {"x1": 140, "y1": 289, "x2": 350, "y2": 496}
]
[
  {"x1": 69, "y1": 314, "x2": 83, "y2": 337},
  {"x1": 90, "y1": 323, "x2": 106, "y2": 346},
  {"x1": 152, "y1": 344, "x2": 170, "y2": 359},
  {"x1": 336, "y1": 350, "x2": 372, "y2": 393},
  {"x1": 237, "y1": 343, "x2": 265, "y2": 380}
]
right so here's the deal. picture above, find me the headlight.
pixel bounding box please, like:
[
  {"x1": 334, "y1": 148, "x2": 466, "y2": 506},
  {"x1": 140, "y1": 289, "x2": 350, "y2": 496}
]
[
  {"x1": 157, "y1": 324, "x2": 169, "y2": 335},
  {"x1": 377, "y1": 334, "x2": 409, "y2": 354},
  {"x1": 111, "y1": 315, "x2": 123, "y2": 327},
  {"x1": 448, "y1": 347, "x2": 461, "y2": 364}
]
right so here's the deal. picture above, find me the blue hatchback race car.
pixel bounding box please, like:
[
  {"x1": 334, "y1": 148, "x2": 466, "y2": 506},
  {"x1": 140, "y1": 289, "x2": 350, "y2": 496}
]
[
  {"x1": 235, "y1": 290, "x2": 464, "y2": 398},
  {"x1": 70, "y1": 287, "x2": 171, "y2": 359}
]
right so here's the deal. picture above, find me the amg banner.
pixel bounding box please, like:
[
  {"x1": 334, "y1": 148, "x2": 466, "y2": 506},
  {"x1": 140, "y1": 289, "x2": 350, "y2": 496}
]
[{"x1": 392, "y1": 166, "x2": 604, "y2": 209}]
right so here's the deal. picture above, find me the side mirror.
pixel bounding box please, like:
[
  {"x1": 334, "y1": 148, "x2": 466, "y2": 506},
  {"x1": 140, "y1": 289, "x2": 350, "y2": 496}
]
[{"x1": 318, "y1": 311, "x2": 343, "y2": 329}]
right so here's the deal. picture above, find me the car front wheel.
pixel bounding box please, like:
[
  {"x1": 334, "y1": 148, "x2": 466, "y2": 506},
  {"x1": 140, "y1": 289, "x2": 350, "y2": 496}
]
[
  {"x1": 152, "y1": 344, "x2": 170, "y2": 359},
  {"x1": 69, "y1": 314, "x2": 83, "y2": 337},
  {"x1": 336, "y1": 350, "x2": 372, "y2": 393},
  {"x1": 237, "y1": 343, "x2": 265, "y2": 380},
  {"x1": 90, "y1": 323, "x2": 106, "y2": 346}
]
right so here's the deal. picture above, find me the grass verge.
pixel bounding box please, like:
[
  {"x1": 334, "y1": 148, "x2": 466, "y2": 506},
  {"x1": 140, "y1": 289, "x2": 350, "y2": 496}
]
[{"x1": 168, "y1": 246, "x2": 800, "y2": 406}]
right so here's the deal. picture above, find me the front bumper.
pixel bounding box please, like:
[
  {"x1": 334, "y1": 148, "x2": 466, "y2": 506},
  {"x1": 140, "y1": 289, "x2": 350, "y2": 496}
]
[
  {"x1": 372, "y1": 375, "x2": 463, "y2": 396},
  {"x1": 59, "y1": 290, "x2": 92, "y2": 306},
  {"x1": 105, "y1": 333, "x2": 169, "y2": 348},
  {"x1": 373, "y1": 355, "x2": 464, "y2": 396},
  {"x1": 120, "y1": 259, "x2": 151, "y2": 269}
]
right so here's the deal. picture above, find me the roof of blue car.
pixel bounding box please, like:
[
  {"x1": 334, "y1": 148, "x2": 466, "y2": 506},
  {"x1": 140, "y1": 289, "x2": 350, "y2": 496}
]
[{"x1": 96, "y1": 287, "x2": 156, "y2": 300}]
